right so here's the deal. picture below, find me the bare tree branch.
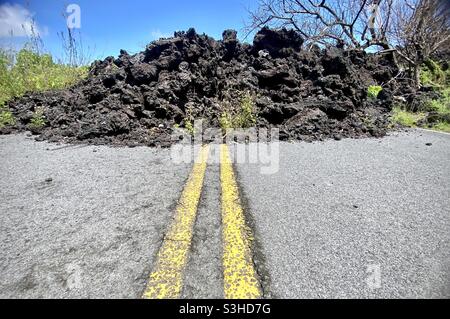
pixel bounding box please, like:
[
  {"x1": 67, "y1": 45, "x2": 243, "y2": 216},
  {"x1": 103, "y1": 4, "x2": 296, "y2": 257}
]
[{"x1": 246, "y1": 0, "x2": 450, "y2": 87}]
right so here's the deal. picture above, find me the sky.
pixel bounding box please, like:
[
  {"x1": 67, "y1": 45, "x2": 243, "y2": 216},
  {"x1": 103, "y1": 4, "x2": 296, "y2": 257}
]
[{"x1": 0, "y1": 0, "x2": 259, "y2": 62}]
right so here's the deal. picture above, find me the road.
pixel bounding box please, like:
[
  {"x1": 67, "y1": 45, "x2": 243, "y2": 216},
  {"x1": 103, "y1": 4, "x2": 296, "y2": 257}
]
[{"x1": 0, "y1": 130, "x2": 449, "y2": 298}]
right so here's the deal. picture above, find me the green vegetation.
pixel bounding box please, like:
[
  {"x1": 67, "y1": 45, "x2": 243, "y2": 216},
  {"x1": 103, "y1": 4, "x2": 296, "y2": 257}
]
[
  {"x1": 367, "y1": 85, "x2": 383, "y2": 99},
  {"x1": 420, "y1": 59, "x2": 449, "y2": 88},
  {"x1": 392, "y1": 106, "x2": 426, "y2": 127},
  {"x1": 219, "y1": 92, "x2": 257, "y2": 131},
  {"x1": 0, "y1": 46, "x2": 88, "y2": 129},
  {"x1": 431, "y1": 122, "x2": 450, "y2": 133},
  {"x1": 183, "y1": 104, "x2": 196, "y2": 135},
  {"x1": 0, "y1": 48, "x2": 88, "y2": 106},
  {"x1": 392, "y1": 99, "x2": 450, "y2": 133},
  {"x1": 392, "y1": 60, "x2": 450, "y2": 133},
  {"x1": 423, "y1": 91, "x2": 450, "y2": 120},
  {"x1": 0, "y1": 107, "x2": 16, "y2": 128},
  {"x1": 185, "y1": 120, "x2": 195, "y2": 135},
  {"x1": 29, "y1": 107, "x2": 46, "y2": 129}
]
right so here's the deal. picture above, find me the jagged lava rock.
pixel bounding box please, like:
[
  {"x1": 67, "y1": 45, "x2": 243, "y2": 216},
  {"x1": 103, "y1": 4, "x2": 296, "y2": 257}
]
[{"x1": 5, "y1": 27, "x2": 397, "y2": 146}]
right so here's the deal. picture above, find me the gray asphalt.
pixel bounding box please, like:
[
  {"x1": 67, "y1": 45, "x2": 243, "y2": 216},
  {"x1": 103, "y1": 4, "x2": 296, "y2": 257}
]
[
  {"x1": 1, "y1": 130, "x2": 449, "y2": 298},
  {"x1": 235, "y1": 130, "x2": 450, "y2": 298},
  {"x1": 0, "y1": 134, "x2": 191, "y2": 298},
  {"x1": 181, "y1": 147, "x2": 224, "y2": 299}
]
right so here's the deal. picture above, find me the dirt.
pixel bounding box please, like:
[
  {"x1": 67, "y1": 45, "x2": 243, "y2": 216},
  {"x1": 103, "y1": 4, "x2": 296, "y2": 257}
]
[{"x1": 3, "y1": 27, "x2": 398, "y2": 147}]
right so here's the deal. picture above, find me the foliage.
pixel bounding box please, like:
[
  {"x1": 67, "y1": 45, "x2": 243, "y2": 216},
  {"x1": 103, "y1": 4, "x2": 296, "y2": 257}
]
[
  {"x1": 431, "y1": 122, "x2": 450, "y2": 133},
  {"x1": 0, "y1": 48, "x2": 88, "y2": 106},
  {"x1": 183, "y1": 104, "x2": 195, "y2": 135},
  {"x1": 29, "y1": 107, "x2": 46, "y2": 129},
  {"x1": 0, "y1": 106, "x2": 16, "y2": 128},
  {"x1": 420, "y1": 59, "x2": 448, "y2": 87},
  {"x1": 391, "y1": 106, "x2": 426, "y2": 127},
  {"x1": 393, "y1": 60, "x2": 450, "y2": 133},
  {"x1": 421, "y1": 61, "x2": 450, "y2": 115},
  {"x1": 425, "y1": 87, "x2": 450, "y2": 113},
  {"x1": 219, "y1": 92, "x2": 257, "y2": 131},
  {"x1": 367, "y1": 85, "x2": 383, "y2": 99}
]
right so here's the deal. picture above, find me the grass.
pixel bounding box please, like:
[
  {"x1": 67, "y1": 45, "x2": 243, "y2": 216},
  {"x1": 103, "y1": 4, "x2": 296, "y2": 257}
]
[
  {"x1": 392, "y1": 105, "x2": 450, "y2": 133},
  {"x1": 391, "y1": 106, "x2": 426, "y2": 127},
  {"x1": 432, "y1": 122, "x2": 450, "y2": 133},
  {"x1": 0, "y1": 48, "x2": 88, "y2": 104},
  {"x1": 0, "y1": 47, "x2": 88, "y2": 128},
  {"x1": 219, "y1": 92, "x2": 257, "y2": 131},
  {"x1": 392, "y1": 60, "x2": 450, "y2": 133}
]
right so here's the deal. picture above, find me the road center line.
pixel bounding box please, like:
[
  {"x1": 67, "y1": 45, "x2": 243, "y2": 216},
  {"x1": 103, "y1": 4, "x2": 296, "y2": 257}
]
[
  {"x1": 220, "y1": 144, "x2": 262, "y2": 299},
  {"x1": 143, "y1": 145, "x2": 209, "y2": 299}
]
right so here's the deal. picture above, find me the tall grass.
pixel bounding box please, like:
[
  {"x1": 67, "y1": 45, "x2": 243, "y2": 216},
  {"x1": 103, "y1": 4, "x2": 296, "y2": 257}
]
[
  {"x1": 0, "y1": 20, "x2": 90, "y2": 128},
  {"x1": 0, "y1": 48, "x2": 88, "y2": 106}
]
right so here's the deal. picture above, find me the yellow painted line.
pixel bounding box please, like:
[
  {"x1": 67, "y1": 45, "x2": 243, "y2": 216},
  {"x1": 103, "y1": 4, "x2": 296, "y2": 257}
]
[
  {"x1": 220, "y1": 144, "x2": 262, "y2": 299},
  {"x1": 143, "y1": 145, "x2": 209, "y2": 299}
]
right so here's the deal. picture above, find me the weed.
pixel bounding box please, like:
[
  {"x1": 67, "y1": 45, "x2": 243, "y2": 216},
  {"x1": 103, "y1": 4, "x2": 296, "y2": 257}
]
[
  {"x1": 29, "y1": 107, "x2": 46, "y2": 129},
  {"x1": 218, "y1": 110, "x2": 233, "y2": 130},
  {"x1": 183, "y1": 104, "x2": 196, "y2": 135},
  {"x1": 0, "y1": 48, "x2": 88, "y2": 106},
  {"x1": 421, "y1": 59, "x2": 447, "y2": 87},
  {"x1": 432, "y1": 122, "x2": 450, "y2": 133},
  {"x1": 396, "y1": 59, "x2": 450, "y2": 133},
  {"x1": 0, "y1": 107, "x2": 16, "y2": 128},
  {"x1": 391, "y1": 106, "x2": 426, "y2": 127},
  {"x1": 219, "y1": 91, "x2": 257, "y2": 132},
  {"x1": 185, "y1": 120, "x2": 195, "y2": 135},
  {"x1": 367, "y1": 85, "x2": 383, "y2": 99},
  {"x1": 234, "y1": 92, "x2": 257, "y2": 128}
]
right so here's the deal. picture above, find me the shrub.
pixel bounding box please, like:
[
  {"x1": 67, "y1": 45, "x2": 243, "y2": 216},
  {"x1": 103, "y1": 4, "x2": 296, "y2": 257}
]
[
  {"x1": 0, "y1": 107, "x2": 16, "y2": 128},
  {"x1": 423, "y1": 83, "x2": 450, "y2": 115},
  {"x1": 425, "y1": 98, "x2": 450, "y2": 114},
  {"x1": 234, "y1": 92, "x2": 257, "y2": 128},
  {"x1": 367, "y1": 85, "x2": 383, "y2": 99},
  {"x1": 29, "y1": 107, "x2": 46, "y2": 129},
  {"x1": 421, "y1": 59, "x2": 446, "y2": 87},
  {"x1": 219, "y1": 92, "x2": 257, "y2": 131},
  {"x1": 219, "y1": 111, "x2": 233, "y2": 130},
  {"x1": 0, "y1": 48, "x2": 88, "y2": 106}
]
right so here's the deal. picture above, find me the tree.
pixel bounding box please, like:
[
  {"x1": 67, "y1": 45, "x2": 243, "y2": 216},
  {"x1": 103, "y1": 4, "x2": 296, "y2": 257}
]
[
  {"x1": 246, "y1": 0, "x2": 395, "y2": 50},
  {"x1": 247, "y1": 0, "x2": 450, "y2": 87},
  {"x1": 388, "y1": 0, "x2": 450, "y2": 87}
]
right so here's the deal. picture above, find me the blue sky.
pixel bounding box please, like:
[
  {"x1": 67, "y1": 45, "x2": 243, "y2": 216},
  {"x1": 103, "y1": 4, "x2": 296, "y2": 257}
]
[{"x1": 0, "y1": 0, "x2": 258, "y2": 61}]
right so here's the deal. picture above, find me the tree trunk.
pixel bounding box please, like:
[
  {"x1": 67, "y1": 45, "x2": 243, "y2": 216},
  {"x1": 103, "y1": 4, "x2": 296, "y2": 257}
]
[{"x1": 413, "y1": 64, "x2": 421, "y2": 88}]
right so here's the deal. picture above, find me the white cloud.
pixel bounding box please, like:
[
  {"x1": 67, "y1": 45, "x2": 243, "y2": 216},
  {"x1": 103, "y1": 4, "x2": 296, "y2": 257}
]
[
  {"x1": 150, "y1": 29, "x2": 171, "y2": 40},
  {"x1": 0, "y1": 3, "x2": 47, "y2": 38}
]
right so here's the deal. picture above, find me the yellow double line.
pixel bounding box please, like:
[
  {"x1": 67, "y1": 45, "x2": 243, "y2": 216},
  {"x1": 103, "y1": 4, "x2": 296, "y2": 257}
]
[{"x1": 143, "y1": 144, "x2": 261, "y2": 299}]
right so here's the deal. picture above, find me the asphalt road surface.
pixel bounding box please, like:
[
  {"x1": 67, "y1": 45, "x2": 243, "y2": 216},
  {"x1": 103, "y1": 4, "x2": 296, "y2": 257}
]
[
  {"x1": 0, "y1": 130, "x2": 449, "y2": 298},
  {"x1": 235, "y1": 130, "x2": 450, "y2": 298}
]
